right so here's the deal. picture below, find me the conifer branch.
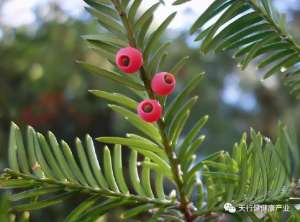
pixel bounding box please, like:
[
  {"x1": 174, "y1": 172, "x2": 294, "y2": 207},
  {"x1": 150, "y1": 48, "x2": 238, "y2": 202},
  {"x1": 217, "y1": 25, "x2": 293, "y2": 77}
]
[
  {"x1": 2, "y1": 169, "x2": 175, "y2": 207},
  {"x1": 110, "y1": 1, "x2": 193, "y2": 221},
  {"x1": 191, "y1": 0, "x2": 300, "y2": 99}
]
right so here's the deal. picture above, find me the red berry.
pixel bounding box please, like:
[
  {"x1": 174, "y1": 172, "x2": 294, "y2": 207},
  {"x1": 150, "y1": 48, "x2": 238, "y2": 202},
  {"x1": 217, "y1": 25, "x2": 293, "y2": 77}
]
[
  {"x1": 151, "y1": 72, "x2": 176, "y2": 96},
  {"x1": 115, "y1": 47, "x2": 143, "y2": 74},
  {"x1": 137, "y1": 99, "x2": 162, "y2": 123}
]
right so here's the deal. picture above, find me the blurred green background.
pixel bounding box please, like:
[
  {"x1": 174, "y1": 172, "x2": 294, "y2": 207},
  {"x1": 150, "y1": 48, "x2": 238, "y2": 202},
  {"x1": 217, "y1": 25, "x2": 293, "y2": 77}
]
[{"x1": 0, "y1": 0, "x2": 300, "y2": 221}]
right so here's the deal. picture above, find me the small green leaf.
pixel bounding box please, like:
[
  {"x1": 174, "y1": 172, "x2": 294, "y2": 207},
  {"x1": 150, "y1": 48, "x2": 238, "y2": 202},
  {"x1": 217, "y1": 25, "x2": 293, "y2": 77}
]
[
  {"x1": 122, "y1": 204, "x2": 152, "y2": 219},
  {"x1": 89, "y1": 90, "x2": 138, "y2": 110},
  {"x1": 205, "y1": 12, "x2": 264, "y2": 52},
  {"x1": 103, "y1": 146, "x2": 119, "y2": 192},
  {"x1": 181, "y1": 135, "x2": 206, "y2": 171},
  {"x1": 13, "y1": 192, "x2": 75, "y2": 211},
  {"x1": 8, "y1": 123, "x2": 20, "y2": 172},
  {"x1": 165, "y1": 73, "x2": 204, "y2": 125},
  {"x1": 84, "y1": 0, "x2": 119, "y2": 19},
  {"x1": 0, "y1": 179, "x2": 39, "y2": 189},
  {"x1": 87, "y1": 39, "x2": 119, "y2": 56},
  {"x1": 34, "y1": 132, "x2": 54, "y2": 179},
  {"x1": 48, "y1": 131, "x2": 77, "y2": 183},
  {"x1": 97, "y1": 137, "x2": 164, "y2": 156},
  {"x1": 178, "y1": 115, "x2": 208, "y2": 159},
  {"x1": 86, "y1": 7, "x2": 125, "y2": 36},
  {"x1": 201, "y1": 1, "x2": 250, "y2": 53},
  {"x1": 169, "y1": 110, "x2": 190, "y2": 147},
  {"x1": 61, "y1": 141, "x2": 88, "y2": 186},
  {"x1": 141, "y1": 158, "x2": 154, "y2": 198},
  {"x1": 235, "y1": 141, "x2": 248, "y2": 201},
  {"x1": 137, "y1": 16, "x2": 153, "y2": 48},
  {"x1": 26, "y1": 127, "x2": 43, "y2": 177},
  {"x1": 64, "y1": 196, "x2": 100, "y2": 222},
  {"x1": 173, "y1": 0, "x2": 191, "y2": 5},
  {"x1": 38, "y1": 133, "x2": 65, "y2": 180},
  {"x1": 128, "y1": 0, "x2": 143, "y2": 22},
  {"x1": 129, "y1": 151, "x2": 145, "y2": 196},
  {"x1": 191, "y1": 0, "x2": 235, "y2": 34},
  {"x1": 158, "y1": 53, "x2": 168, "y2": 73},
  {"x1": 170, "y1": 56, "x2": 189, "y2": 75},
  {"x1": 222, "y1": 31, "x2": 274, "y2": 52},
  {"x1": 85, "y1": 135, "x2": 108, "y2": 189},
  {"x1": 240, "y1": 35, "x2": 278, "y2": 70},
  {"x1": 184, "y1": 151, "x2": 223, "y2": 181},
  {"x1": 82, "y1": 34, "x2": 127, "y2": 47},
  {"x1": 113, "y1": 145, "x2": 129, "y2": 194},
  {"x1": 148, "y1": 42, "x2": 171, "y2": 74},
  {"x1": 121, "y1": 0, "x2": 130, "y2": 10},
  {"x1": 201, "y1": 172, "x2": 238, "y2": 181},
  {"x1": 168, "y1": 96, "x2": 198, "y2": 141},
  {"x1": 252, "y1": 42, "x2": 292, "y2": 58},
  {"x1": 144, "y1": 12, "x2": 177, "y2": 61},
  {"x1": 80, "y1": 198, "x2": 128, "y2": 221},
  {"x1": 257, "y1": 49, "x2": 295, "y2": 69},
  {"x1": 129, "y1": 146, "x2": 171, "y2": 176},
  {"x1": 78, "y1": 62, "x2": 144, "y2": 91},
  {"x1": 14, "y1": 125, "x2": 30, "y2": 174},
  {"x1": 264, "y1": 53, "x2": 300, "y2": 79},
  {"x1": 75, "y1": 138, "x2": 99, "y2": 188},
  {"x1": 109, "y1": 105, "x2": 162, "y2": 145},
  {"x1": 10, "y1": 186, "x2": 62, "y2": 202},
  {"x1": 155, "y1": 172, "x2": 165, "y2": 200},
  {"x1": 134, "y1": 3, "x2": 160, "y2": 32}
]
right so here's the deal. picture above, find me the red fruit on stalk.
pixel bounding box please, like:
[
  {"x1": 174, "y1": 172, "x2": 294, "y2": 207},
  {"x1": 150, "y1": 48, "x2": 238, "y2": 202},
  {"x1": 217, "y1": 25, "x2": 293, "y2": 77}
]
[
  {"x1": 115, "y1": 47, "x2": 143, "y2": 74},
  {"x1": 151, "y1": 72, "x2": 176, "y2": 96},
  {"x1": 137, "y1": 99, "x2": 162, "y2": 123}
]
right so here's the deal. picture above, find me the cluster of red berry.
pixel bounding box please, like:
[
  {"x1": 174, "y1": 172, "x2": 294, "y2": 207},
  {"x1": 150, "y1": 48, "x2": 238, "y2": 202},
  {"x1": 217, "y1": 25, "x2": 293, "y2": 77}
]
[{"x1": 116, "y1": 47, "x2": 176, "y2": 123}]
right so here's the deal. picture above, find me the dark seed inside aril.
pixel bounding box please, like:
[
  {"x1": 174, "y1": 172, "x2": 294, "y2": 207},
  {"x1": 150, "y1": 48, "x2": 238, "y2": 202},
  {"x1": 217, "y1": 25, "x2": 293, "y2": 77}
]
[
  {"x1": 121, "y1": 56, "x2": 130, "y2": 66},
  {"x1": 143, "y1": 104, "x2": 153, "y2": 113},
  {"x1": 164, "y1": 74, "x2": 173, "y2": 84}
]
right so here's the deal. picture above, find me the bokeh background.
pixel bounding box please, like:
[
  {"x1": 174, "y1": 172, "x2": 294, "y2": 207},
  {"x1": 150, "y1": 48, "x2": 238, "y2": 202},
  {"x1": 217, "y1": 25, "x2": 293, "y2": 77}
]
[{"x1": 0, "y1": 0, "x2": 300, "y2": 221}]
